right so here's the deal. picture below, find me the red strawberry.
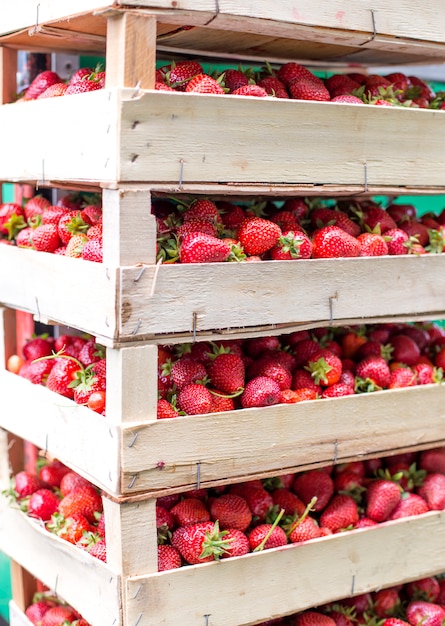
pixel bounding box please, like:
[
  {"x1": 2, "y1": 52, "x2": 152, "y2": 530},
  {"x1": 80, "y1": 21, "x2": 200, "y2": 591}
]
[
  {"x1": 235, "y1": 485, "x2": 274, "y2": 522},
  {"x1": 406, "y1": 601, "x2": 445, "y2": 626},
  {"x1": 65, "y1": 73, "x2": 103, "y2": 95},
  {"x1": 232, "y1": 84, "x2": 268, "y2": 97},
  {"x1": 238, "y1": 217, "x2": 282, "y2": 256},
  {"x1": 172, "y1": 521, "x2": 231, "y2": 564},
  {"x1": 406, "y1": 577, "x2": 441, "y2": 602},
  {"x1": 57, "y1": 210, "x2": 89, "y2": 244},
  {"x1": 39, "y1": 461, "x2": 70, "y2": 488},
  {"x1": 87, "y1": 538, "x2": 107, "y2": 562},
  {"x1": 65, "y1": 233, "x2": 89, "y2": 257},
  {"x1": 37, "y1": 82, "x2": 68, "y2": 98},
  {"x1": 321, "y1": 383, "x2": 354, "y2": 398},
  {"x1": 373, "y1": 588, "x2": 401, "y2": 617},
  {"x1": 293, "y1": 470, "x2": 334, "y2": 512},
  {"x1": 358, "y1": 232, "x2": 389, "y2": 256},
  {"x1": 331, "y1": 94, "x2": 363, "y2": 104},
  {"x1": 23, "y1": 71, "x2": 62, "y2": 100},
  {"x1": 207, "y1": 353, "x2": 245, "y2": 394},
  {"x1": 258, "y1": 76, "x2": 289, "y2": 98},
  {"x1": 69, "y1": 67, "x2": 95, "y2": 84},
  {"x1": 40, "y1": 606, "x2": 78, "y2": 626},
  {"x1": 167, "y1": 61, "x2": 203, "y2": 90},
  {"x1": 277, "y1": 63, "x2": 317, "y2": 87},
  {"x1": 240, "y1": 376, "x2": 281, "y2": 408},
  {"x1": 14, "y1": 471, "x2": 47, "y2": 499},
  {"x1": 312, "y1": 225, "x2": 361, "y2": 258},
  {"x1": 82, "y1": 238, "x2": 103, "y2": 262},
  {"x1": 48, "y1": 511, "x2": 93, "y2": 544},
  {"x1": 15, "y1": 226, "x2": 34, "y2": 248},
  {"x1": 244, "y1": 336, "x2": 280, "y2": 358},
  {"x1": 288, "y1": 515, "x2": 322, "y2": 543},
  {"x1": 388, "y1": 367, "x2": 416, "y2": 389},
  {"x1": 248, "y1": 523, "x2": 287, "y2": 551},
  {"x1": 355, "y1": 355, "x2": 391, "y2": 390},
  {"x1": 60, "y1": 471, "x2": 91, "y2": 496},
  {"x1": 389, "y1": 335, "x2": 421, "y2": 366},
  {"x1": 221, "y1": 69, "x2": 249, "y2": 92},
  {"x1": 24, "y1": 195, "x2": 51, "y2": 221},
  {"x1": 27, "y1": 488, "x2": 60, "y2": 520},
  {"x1": 177, "y1": 219, "x2": 218, "y2": 239},
  {"x1": 171, "y1": 497, "x2": 210, "y2": 526},
  {"x1": 387, "y1": 493, "x2": 429, "y2": 520},
  {"x1": 271, "y1": 488, "x2": 306, "y2": 517},
  {"x1": 171, "y1": 357, "x2": 207, "y2": 390},
  {"x1": 310, "y1": 207, "x2": 361, "y2": 238},
  {"x1": 289, "y1": 77, "x2": 330, "y2": 101},
  {"x1": 366, "y1": 479, "x2": 402, "y2": 522},
  {"x1": 185, "y1": 74, "x2": 225, "y2": 94},
  {"x1": 158, "y1": 544, "x2": 182, "y2": 571},
  {"x1": 209, "y1": 493, "x2": 252, "y2": 531},
  {"x1": 209, "y1": 391, "x2": 235, "y2": 413},
  {"x1": 319, "y1": 494, "x2": 358, "y2": 532},
  {"x1": 45, "y1": 357, "x2": 82, "y2": 398},
  {"x1": 381, "y1": 620, "x2": 410, "y2": 626},
  {"x1": 220, "y1": 528, "x2": 250, "y2": 558},
  {"x1": 58, "y1": 484, "x2": 103, "y2": 523},
  {"x1": 305, "y1": 349, "x2": 342, "y2": 387},
  {"x1": 157, "y1": 398, "x2": 181, "y2": 419},
  {"x1": 0, "y1": 202, "x2": 25, "y2": 236},
  {"x1": 325, "y1": 73, "x2": 361, "y2": 95},
  {"x1": 177, "y1": 383, "x2": 213, "y2": 415},
  {"x1": 25, "y1": 600, "x2": 54, "y2": 624},
  {"x1": 179, "y1": 233, "x2": 231, "y2": 263},
  {"x1": 270, "y1": 230, "x2": 312, "y2": 260},
  {"x1": 294, "y1": 611, "x2": 337, "y2": 626},
  {"x1": 23, "y1": 336, "x2": 53, "y2": 361},
  {"x1": 417, "y1": 473, "x2": 445, "y2": 510}
]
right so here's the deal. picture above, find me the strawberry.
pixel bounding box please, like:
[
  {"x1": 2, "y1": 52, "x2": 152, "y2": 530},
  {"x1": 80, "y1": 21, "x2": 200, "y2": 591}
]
[
  {"x1": 319, "y1": 494, "x2": 358, "y2": 532},
  {"x1": 417, "y1": 473, "x2": 445, "y2": 510},
  {"x1": 331, "y1": 94, "x2": 363, "y2": 104},
  {"x1": 31, "y1": 223, "x2": 63, "y2": 252},
  {"x1": 185, "y1": 74, "x2": 225, "y2": 94},
  {"x1": 157, "y1": 398, "x2": 181, "y2": 419},
  {"x1": 27, "y1": 488, "x2": 60, "y2": 521},
  {"x1": 238, "y1": 217, "x2": 282, "y2": 256},
  {"x1": 365, "y1": 479, "x2": 402, "y2": 522},
  {"x1": 305, "y1": 349, "x2": 342, "y2": 387},
  {"x1": 177, "y1": 219, "x2": 218, "y2": 239},
  {"x1": 209, "y1": 391, "x2": 235, "y2": 413},
  {"x1": 207, "y1": 353, "x2": 245, "y2": 394},
  {"x1": 167, "y1": 61, "x2": 203, "y2": 90},
  {"x1": 172, "y1": 521, "x2": 231, "y2": 564},
  {"x1": 24, "y1": 195, "x2": 51, "y2": 221},
  {"x1": 388, "y1": 367, "x2": 416, "y2": 389},
  {"x1": 244, "y1": 336, "x2": 280, "y2": 358},
  {"x1": 209, "y1": 493, "x2": 252, "y2": 531},
  {"x1": 358, "y1": 232, "x2": 389, "y2": 256},
  {"x1": 177, "y1": 383, "x2": 213, "y2": 415},
  {"x1": 23, "y1": 71, "x2": 62, "y2": 100},
  {"x1": 23, "y1": 336, "x2": 53, "y2": 361},
  {"x1": 16, "y1": 226, "x2": 34, "y2": 247},
  {"x1": 48, "y1": 511, "x2": 92, "y2": 544},
  {"x1": 181, "y1": 198, "x2": 221, "y2": 224},
  {"x1": 221, "y1": 69, "x2": 250, "y2": 93},
  {"x1": 60, "y1": 471, "x2": 91, "y2": 496},
  {"x1": 171, "y1": 357, "x2": 207, "y2": 390},
  {"x1": 312, "y1": 225, "x2": 361, "y2": 258},
  {"x1": 406, "y1": 601, "x2": 445, "y2": 626},
  {"x1": 65, "y1": 233, "x2": 89, "y2": 257},
  {"x1": 41, "y1": 205, "x2": 66, "y2": 225},
  {"x1": 69, "y1": 67, "x2": 95, "y2": 84},
  {"x1": 171, "y1": 497, "x2": 210, "y2": 527},
  {"x1": 258, "y1": 76, "x2": 289, "y2": 98},
  {"x1": 232, "y1": 84, "x2": 268, "y2": 97},
  {"x1": 25, "y1": 600, "x2": 54, "y2": 624},
  {"x1": 45, "y1": 357, "x2": 82, "y2": 399},
  {"x1": 406, "y1": 577, "x2": 441, "y2": 602},
  {"x1": 39, "y1": 461, "x2": 70, "y2": 488},
  {"x1": 235, "y1": 484, "x2": 274, "y2": 522},
  {"x1": 288, "y1": 515, "x2": 322, "y2": 543},
  {"x1": 40, "y1": 605, "x2": 78, "y2": 626},
  {"x1": 289, "y1": 77, "x2": 330, "y2": 101},
  {"x1": 220, "y1": 528, "x2": 250, "y2": 557},
  {"x1": 355, "y1": 355, "x2": 391, "y2": 390},
  {"x1": 270, "y1": 230, "x2": 313, "y2": 260},
  {"x1": 385, "y1": 228, "x2": 410, "y2": 255},
  {"x1": 294, "y1": 612, "x2": 337, "y2": 626},
  {"x1": 81, "y1": 238, "x2": 103, "y2": 262},
  {"x1": 37, "y1": 82, "x2": 68, "y2": 98},
  {"x1": 321, "y1": 382, "x2": 354, "y2": 398},
  {"x1": 271, "y1": 488, "x2": 306, "y2": 517},
  {"x1": 310, "y1": 207, "x2": 361, "y2": 238},
  {"x1": 387, "y1": 493, "x2": 429, "y2": 520},
  {"x1": 158, "y1": 544, "x2": 182, "y2": 571},
  {"x1": 325, "y1": 74, "x2": 361, "y2": 95},
  {"x1": 248, "y1": 523, "x2": 287, "y2": 551},
  {"x1": 13, "y1": 471, "x2": 47, "y2": 499},
  {"x1": 57, "y1": 210, "x2": 89, "y2": 244},
  {"x1": 373, "y1": 588, "x2": 401, "y2": 617},
  {"x1": 58, "y1": 484, "x2": 103, "y2": 523},
  {"x1": 65, "y1": 72, "x2": 103, "y2": 95},
  {"x1": 179, "y1": 233, "x2": 231, "y2": 263},
  {"x1": 0, "y1": 202, "x2": 26, "y2": 237},
  {"x1": 277, "y1": 62, "x2": 317, "y2": 86},
  {"x1": 292, "y1": 470, "x2": 334, "y2": 512},
  {"x1": 389, "y1": 334, "x2": 421, "y2": 366},
  {"x1": 240, "y1": 376, "x2": 281, "y2": 408},
  {"x1": 87, "y1": 537, "x2": 107, "y2": 562}
]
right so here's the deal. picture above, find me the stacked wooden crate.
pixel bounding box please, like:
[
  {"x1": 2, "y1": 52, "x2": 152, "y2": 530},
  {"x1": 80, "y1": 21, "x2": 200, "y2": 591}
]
[{"x1": 1, "y1": 2, "x2": 445, "y2": 625}]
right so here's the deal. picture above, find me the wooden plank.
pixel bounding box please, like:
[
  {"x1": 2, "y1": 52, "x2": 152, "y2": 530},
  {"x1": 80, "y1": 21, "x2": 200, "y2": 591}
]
[
  {"x1": 0, "y1": 373, "x2": 121, "y2": 494},
  {"x1": 119, "y1": 255, "x2": 445, "y2": 337},
  {"x1": 10, "y1": 563, "x2": 35, "y2": 615},
  {"x1": 106, "y1": 12, "x2": 157, "y2": 89},
  {"x1": 0, "y1": 497, "x2": 122, "y2": 626},
  {"x1": 0, "y1": 46, "x2": 18, "y2": 104},
  {"x1": 125, "y1": 511, "x2": 445, "y2": 626},
  {"x1": 1, "y1": 90, "x2": 445, "y2": 188},
  {"x1": 0, "y1": 306, "x2": 16, "y2": 365},
  {"x1": 10, "y1": 600, "x2": 33, "y2": 626}
]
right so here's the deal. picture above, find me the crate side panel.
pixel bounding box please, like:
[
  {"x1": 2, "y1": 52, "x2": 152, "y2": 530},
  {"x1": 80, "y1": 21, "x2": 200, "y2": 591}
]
[
  {"x1": 121, "y1": 385, "x2": 445, "y2": 493},
  {"x1": 120, "y1": 93, "x2": 445, "y2": 187},
  {"x1": 119, "y1": 255, "x2": 445, "y2": 337},
  {"x1": 0, "y1": 246, "x2": 118, "y2": 341},
  {"x1": 0, "y1": 371, "x2": 121, "y2": 494},
  {"x1": 0, "y1": 499, "x2": 121, "y2": 626}
]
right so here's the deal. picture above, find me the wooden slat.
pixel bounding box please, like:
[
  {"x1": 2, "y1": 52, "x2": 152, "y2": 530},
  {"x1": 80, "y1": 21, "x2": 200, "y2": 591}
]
[
  {"x1": 10, "y1": 563, "x2": 35, "y2": 615},
  {"x1": 1, "y1": 90, "x2": 445, "y2": 188},
  {"x1": 0, "y1": 498, "x2": 122, "y2": 626},
  {"x1": 125, "y1": 511, "x2": 445, "y2": 626},
  {"x1": 0, "y1": 46, "x2": 18, "y2": 104},
  {"x1": 9, "y1": 600, "x2": 34, "y2": 626}
]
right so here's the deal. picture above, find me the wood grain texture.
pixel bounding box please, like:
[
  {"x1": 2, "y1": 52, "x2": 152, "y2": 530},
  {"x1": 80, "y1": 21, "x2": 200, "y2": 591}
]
[{"x1": 125, "y1": 511, "x2": 445, "y2": 626}]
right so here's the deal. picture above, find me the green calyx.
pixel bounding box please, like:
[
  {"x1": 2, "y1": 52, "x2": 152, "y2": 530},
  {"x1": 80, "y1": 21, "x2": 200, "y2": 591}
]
[
  {"x1": 305, "y1": 357, "x2": 332, "y2": 385},
  {"x1": 199, "y1": 520, "x2": 232, "y2": 561}
]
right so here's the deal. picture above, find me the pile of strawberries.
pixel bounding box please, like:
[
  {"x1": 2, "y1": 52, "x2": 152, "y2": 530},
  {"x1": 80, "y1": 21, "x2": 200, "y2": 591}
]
[
  {"x1": 18, "y1": 67, "x2": 106, "y2": 100},
  {"x1": 9, "y1": 332, "x2": 107, "y2": 414},
  {"x1": 259, "y1": 576, "x2": 445, "y2": 625},
  {"x1": 155, "y1": 196, "x2": 445, "y2": 263},
  {"x1": 24, "y1": 589, "x2": 91, "y2": 626},
  {"x1": 156, "y1": 446, "x2": 445, "y2": 571},
  {"x1": 155, "y1": 60, "x2": 445, "y2": 109},
  {"x1": 157, "y1": 321, "x2": 445, "y2": 418},
  {"x1": 5, "y1": 461, "x2": 106, "y2": 564},
  {"x1": 0, "y1": 191, "x2": 103, "y2": 262}
]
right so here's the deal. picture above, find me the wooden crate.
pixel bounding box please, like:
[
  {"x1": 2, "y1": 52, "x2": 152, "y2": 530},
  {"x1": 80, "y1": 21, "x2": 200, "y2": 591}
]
[
  {"x1": 1, "y1": 437, "x2": 445, "y2": 626},
  {"x1": 9, "y1": 601, "x2": 32, "y2": 626},
  {"x1": 2, "y1": 307, "x2": 445, "y2": 498},
  {"x1": 2, "y1": 1, "x2": 445, "y2": 65},
  {"x1": 0, "y1": 90, "x2": 444, "y2": 192}
]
